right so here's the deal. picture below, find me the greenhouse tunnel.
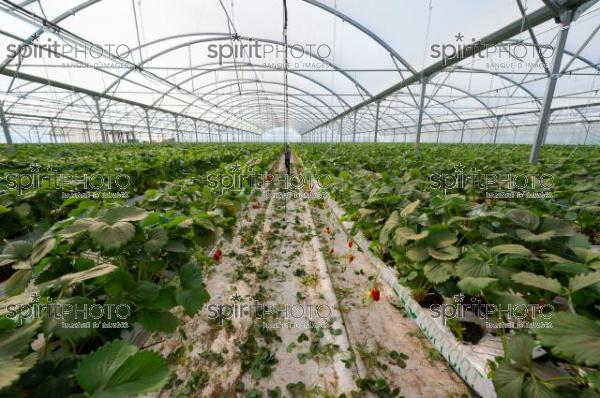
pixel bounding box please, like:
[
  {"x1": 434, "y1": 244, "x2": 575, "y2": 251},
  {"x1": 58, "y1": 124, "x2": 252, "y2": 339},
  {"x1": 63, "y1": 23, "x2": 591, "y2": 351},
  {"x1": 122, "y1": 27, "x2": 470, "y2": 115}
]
[
  {"x1": 0, "y1": 1, "x2": 599, "y2": 397},
  {"x1": 0, "y1": 0, "x2": 598, "y2": 162}
]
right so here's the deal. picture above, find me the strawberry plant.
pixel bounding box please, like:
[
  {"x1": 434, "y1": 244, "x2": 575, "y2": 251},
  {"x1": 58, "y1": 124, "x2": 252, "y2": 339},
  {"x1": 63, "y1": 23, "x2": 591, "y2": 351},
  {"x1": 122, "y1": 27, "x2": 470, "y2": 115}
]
[
  {"x1": 298, "y1": 143, "x2": 600, "y2": 396},
  {"x1": 0, "y1": 144, "x2": 280, "y2": 397}
]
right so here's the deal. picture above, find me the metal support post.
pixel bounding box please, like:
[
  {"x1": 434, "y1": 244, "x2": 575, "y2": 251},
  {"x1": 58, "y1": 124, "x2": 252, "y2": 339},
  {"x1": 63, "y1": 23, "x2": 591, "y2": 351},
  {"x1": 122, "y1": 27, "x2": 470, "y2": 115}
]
[
  {"x1": 93, "y1": 96, "x2": 106, "y2": 144},
  {"x1": 352, "y1": 110, "x2": 357, "y2": 143},
  {"x1": 415, "y1": 77, "x2": 427, "y2": 148},
  {"x1": 0, "y1": 102, "x2": 15, "y2": 152},
  {"x1": 144, "y1": 108, "x2": 152, "y2": 142},
  {"x1": 493, "y1": 116, "x2": 501, "y2": 144},
  {"x1": 374, "y1": 100, "x2": 380, "y2": 143},
  {"x1": 529, "y1": 11, "x2": 572, "y2": 164}
]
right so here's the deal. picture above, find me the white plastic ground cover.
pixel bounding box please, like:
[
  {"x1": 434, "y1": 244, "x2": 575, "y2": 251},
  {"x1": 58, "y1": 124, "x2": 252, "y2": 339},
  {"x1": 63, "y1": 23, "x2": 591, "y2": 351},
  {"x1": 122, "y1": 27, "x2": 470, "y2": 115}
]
[{"x1": 326, "y1": 197, "x2": 499, "y2": 398}]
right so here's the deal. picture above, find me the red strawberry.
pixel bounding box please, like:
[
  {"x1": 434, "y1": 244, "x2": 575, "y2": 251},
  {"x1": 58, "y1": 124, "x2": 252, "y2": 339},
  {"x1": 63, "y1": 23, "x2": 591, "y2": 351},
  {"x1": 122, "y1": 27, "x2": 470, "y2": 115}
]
[
  {"x1": 213, "y1": 249, "x2": 222, "y2": 262},
  {"x1": 370, "y1": 288, "x2": 381, "y2": 302},
  {"x1": 348, "y1": 240, "x2": 353, "y2": 248},
  {"x1": 329, "y1": 248, "x2": 335, "y2": 254}
]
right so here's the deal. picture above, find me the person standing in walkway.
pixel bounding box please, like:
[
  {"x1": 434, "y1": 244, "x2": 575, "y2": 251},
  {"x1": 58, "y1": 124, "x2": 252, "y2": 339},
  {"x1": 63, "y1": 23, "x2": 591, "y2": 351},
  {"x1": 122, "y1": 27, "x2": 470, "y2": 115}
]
[{"x1": 284, "y1": 144, "x2": 292, "y2": 175}]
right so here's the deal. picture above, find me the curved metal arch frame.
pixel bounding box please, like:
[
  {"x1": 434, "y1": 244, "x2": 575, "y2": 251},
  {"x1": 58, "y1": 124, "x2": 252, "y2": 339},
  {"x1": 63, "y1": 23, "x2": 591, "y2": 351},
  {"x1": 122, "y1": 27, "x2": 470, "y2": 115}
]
[
  {"x1": 385, "y1": 87, "x2": 470, "y2": 125},
  {"x1": 208, "y1": 93, "x2": 332, "y2": 124},
  {"x1": 312, "y1": 94, "x2": 491, "y2": 140},
  {"x1": 141, "y1": 27, "x2": 597, "y2": 134},
  {"x1": 2, "y1": 66, "x2": 257, "y2": 134},
  {"x1": 216, "y1": 99, "x2": 341, "y2": 127},
  {"x1": 369, "y1": 84, "x2": 502, "y2": 136},
  {"x1": 88, "y1": 33, "x2": 373, "y2": 132},
  {"x1": 0, "y1": 0, "x2": 103, "y2": 68},
  {"x1": 122, "y1": 0, "x2": 421, "y2": 131},
  {"x1": 157, "y1": 51, "x2": 494, "y2": 132},
  {"x1": 152, "y1": 61, "x2": 352, "y2": 110},
  {"x1": 186, "y1": 78, "x2": 413, "y2": 131},
  {"x1": 317, "y1": 106, "x2": 410, "y2": 137},
  {"x1": 117, "y1": 78, "x2": 419, "y2": 135},
  {"x1": 193, "y1": 80, "x2": 338, "y2": 118},
  {"x1": 129, "y1": 83, "x2": 335, "y2": 131},
  {"x1": 449, "y1": 65, "x2": 590, "y2": 125},
  {"x1": 1, "y1": 0, "x2": 596, "y2": 139},
  {"x1": 217, "y1": 104, "x2": 323, "y2": 126},
  {"x1": 104, "y1": 34, "x2": 372, "y2": 99},
  {"x1": 311, "y1": 96, "x2": 418, "y2": 134},
  {"x1": 107, "y1": 78, "x2": 337, "y2": 129},
  {"x1": 198, "y1": 85, "x2": 335, "y2": 121},
  {"x1": 298, "y1": 0, "x2": 418, "y2": 75},
  {"x1": 224, "y1": 115, "x2": 315, "y2": 131},
  {"x1": 504, "y1": 40, "x2": 600, "y2": 73},
  {"x1": 221, "y1": 109, "x2": 319, "y2": 127}
]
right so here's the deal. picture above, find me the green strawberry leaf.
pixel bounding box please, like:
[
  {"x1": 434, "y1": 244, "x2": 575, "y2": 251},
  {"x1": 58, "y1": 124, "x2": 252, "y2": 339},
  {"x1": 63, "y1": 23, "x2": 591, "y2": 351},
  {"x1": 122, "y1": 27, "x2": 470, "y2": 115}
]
[
  {"x1": 0, "y1": 320, "x2": 40, "y2": 390},
  {"x1": 515, "y1": 229, "x2": 556, "y2": 242},
  {"x1": 427, "y1": 245, "x2": 459, "y2": 261},
  {"x1": 102, "y1": 207, "x2": 148, "y2": 225},
  {"x1": 568, "y1": 271, "x2": 600, "y2": 293},
  {"x1": 457, "y1": 277, "x2": 497, "y2": 295},
  {"x1": 539, "y1": 217, "x2": 575, "y2": 237},
  {"x1": 179, "y1": 264, "x2": 204, "y2": 290},
  {"x1": 5, "y1": 269, "x2": 32, "y2": 296},
  {"x1": 493, "y1": 361, "x2": 526, "y2": 398},
  {"x1": 491, "y1": 244, "x2": 531, "y2": 257},
  {"x1": 423, "y1": 261, "x2": 454, "y2": 284},
  {"x1": 137, "y1": 309, "x2": 178, "y2": 333},
  {"x1": 400, "y1": 200, "x2": 420, "y2": 218},
  {"x1": 379, "y1": 211, "x2": 399, "y2": 245},
  {"x1": 456, "y1": 257, "x2": 491, "y2": 278},
  {"x1": 129, "y1": 281, "x2": 160, "y2": 304},
  {"x1": 506, "y1": 209, "x2": 539, "y2": 231},
  {"x1": 534, "y1": 312, "x2": 600, "y2": 367},
  {"x1": 511, "y1": 272, "x2": 563, "y2": 295},
  {"x1": 143, "y1": 228, "x2": 168, "y2": 253},
  {"x1": 75, "y1": 340, "x2": 170, "y2": 398},
  {"x1": 425, "y1": 227, "x2": 457, "y2": 249},
  {"x1": 406, "y1": 245, "x2": 430, "y2": 262},
  {"x1": 89, "y1": 221, "x2": 135, "y2": 250},
  {"x1": 176, "y1": 289, "x2": 210, "y2": 316}
]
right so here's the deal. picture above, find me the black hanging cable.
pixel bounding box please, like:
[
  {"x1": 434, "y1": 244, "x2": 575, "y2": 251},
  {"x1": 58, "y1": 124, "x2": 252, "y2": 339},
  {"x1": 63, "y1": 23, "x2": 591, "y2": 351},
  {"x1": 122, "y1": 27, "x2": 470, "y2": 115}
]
[
  {"x1": 218, "y1": 0, "x2": 242, "y2": 95},
  {"x1": 283, "y1": 0, "x2": 289, "y2": 143},
  {"x1": 217, "y1": 0, "x2": 274, "y2": 131}
]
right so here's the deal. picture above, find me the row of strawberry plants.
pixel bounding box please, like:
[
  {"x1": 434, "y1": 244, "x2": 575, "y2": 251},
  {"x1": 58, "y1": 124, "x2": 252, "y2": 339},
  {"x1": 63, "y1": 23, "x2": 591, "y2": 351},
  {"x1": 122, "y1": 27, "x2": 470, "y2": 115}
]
[
  {"x1": 297, "y1": 143, "x2": 600, "y2": 398},
  {"x1": 0, "y1": 143, "x2": 266, "y2": 241},
  {"x1": 0, "y1": 144, "x2": 280, "y2": 397}
]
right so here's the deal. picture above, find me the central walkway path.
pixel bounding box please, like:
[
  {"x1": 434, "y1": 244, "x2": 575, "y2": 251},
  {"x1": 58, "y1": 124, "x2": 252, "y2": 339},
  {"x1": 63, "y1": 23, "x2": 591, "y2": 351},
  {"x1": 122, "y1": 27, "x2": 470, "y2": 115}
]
[{"x1": 151, "y1": 156, "x2": 471, "y2": 398}]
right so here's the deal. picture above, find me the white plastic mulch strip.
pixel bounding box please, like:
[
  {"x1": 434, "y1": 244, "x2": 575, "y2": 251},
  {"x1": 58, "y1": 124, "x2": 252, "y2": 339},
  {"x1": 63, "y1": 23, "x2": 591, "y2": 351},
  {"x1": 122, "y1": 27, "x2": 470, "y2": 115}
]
[{"x1": 325, "y1": 198, "x2": 498, "y2": 398}]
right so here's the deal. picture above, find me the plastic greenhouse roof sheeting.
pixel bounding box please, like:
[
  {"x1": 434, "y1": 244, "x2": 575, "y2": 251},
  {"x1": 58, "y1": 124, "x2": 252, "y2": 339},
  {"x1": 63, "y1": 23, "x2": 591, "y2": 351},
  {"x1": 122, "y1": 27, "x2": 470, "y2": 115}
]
[{"x1": 0, "y1": 0, "x2": 598, "y2": 142}]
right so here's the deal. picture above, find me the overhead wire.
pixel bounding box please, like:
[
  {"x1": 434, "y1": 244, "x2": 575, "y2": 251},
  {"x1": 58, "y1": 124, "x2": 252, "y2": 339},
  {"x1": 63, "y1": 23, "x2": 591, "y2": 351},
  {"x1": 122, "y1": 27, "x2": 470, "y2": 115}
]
[{"x1": 283, "y1": 0, "x2": 289, "y2": 143}]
